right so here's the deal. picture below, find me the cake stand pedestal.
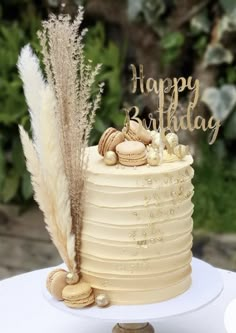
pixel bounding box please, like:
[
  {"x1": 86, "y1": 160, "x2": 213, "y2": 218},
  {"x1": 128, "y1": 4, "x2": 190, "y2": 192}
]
[
  {"x1": 112, "y1": 322, "x2": 154, "y2": 332},
  {"x1": 43, "y1": 258, "x2": 223, "y2": 333}
]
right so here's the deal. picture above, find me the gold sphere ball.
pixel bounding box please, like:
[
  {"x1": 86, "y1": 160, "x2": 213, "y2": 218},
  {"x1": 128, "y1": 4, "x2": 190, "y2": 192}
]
[
  {"x1": 174, "y1": 144, "x2": 190, "y2": 159},
  {"x1": 166, "y1": 133, "x2": 179, "y2": 148},
  {"x1": 95, "y1": 294, "x2": 110, "y2": 307},
  {"x1": 150, "y1": 130, "x2": 157, "y2": 138},
  {"x1": 152, "y1": 132, "x2": 162, "y2": 148},
  {"x1": 104, "y1": 151, "x2": 118, "y2": 166},
  {"x1": 147, "y1": 151, "x2": 161, "y2": 166},
  {"x1": 66, "y1": 272, "x2": 79, "y2": 285}
]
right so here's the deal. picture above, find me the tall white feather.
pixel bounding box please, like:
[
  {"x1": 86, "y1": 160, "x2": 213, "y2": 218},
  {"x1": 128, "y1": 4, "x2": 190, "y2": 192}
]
[
  {"x1": 19, "y1": 86, "x2": 77, "y2": 274},
  {"x1": 17, "y1": 45, "x2": 45, "y2": 153}
]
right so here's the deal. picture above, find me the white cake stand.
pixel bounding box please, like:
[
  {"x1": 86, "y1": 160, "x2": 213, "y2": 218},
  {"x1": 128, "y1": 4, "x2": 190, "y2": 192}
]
[{"x1": 43, "y1": 258, "x2": 223, "y2": 333}]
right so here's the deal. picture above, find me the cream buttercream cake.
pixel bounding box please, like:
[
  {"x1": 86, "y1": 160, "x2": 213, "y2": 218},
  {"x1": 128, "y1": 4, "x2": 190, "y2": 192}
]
[
  {"x1": 18, "y1": 9, "x2": 198, "y2": 309},
  {"x1": 80, "y1": 146, "x2": 194, "y2": 305}
]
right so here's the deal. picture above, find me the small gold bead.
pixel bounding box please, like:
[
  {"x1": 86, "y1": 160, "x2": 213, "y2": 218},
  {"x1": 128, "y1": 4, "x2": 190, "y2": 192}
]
[
  {"x1": 95, "y1": 294, "x2": 110, "y2": 307},
  {"x1": 165, "y1": 133, "x2": 179, "y2": 149},
  {"x1": 104, "y1": 151, "x2": 118, "y2": 166},
  {"x1": 66, "y1": 272, "x2": 79, "y2": 285},
  {"x1": 147, "y1": 151, "x2": 161, "y2": 166},
  {"x1": 174, "y1": 144, "x2": 190, "y2": 160}
]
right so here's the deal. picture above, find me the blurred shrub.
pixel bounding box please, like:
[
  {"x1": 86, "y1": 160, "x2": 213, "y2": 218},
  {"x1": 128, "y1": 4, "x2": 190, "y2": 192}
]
[
  {"x1": 0, "y1": 8, "x2": 123, "y2": 204},
  {"x1": 84, "y1": 22, "x2": 124, "y2": 144},
  {"x1": 193, "y1": 142, "x2": 236, "y2": 232},
  {"x1": 0, "y1": 18, "x2": 40, "y2": 205}
]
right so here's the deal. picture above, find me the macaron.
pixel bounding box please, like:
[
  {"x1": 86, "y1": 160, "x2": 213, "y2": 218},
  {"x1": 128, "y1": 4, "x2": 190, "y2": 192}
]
[
  {"x1": 116, "y1": 141, "x2": 147, "y2": 166},
  {"x1": 123, "y1": 120, "x2": 152, "y2": 145},
  {"x1": 98, "y1": 127, "x2": 125, "y2": 156},
  {"x1": 46, "y1": 268, "x2": 68, "y2": 301},
  {"x1": 62, "y1": 281, "x2": 95, "y2": 308}
]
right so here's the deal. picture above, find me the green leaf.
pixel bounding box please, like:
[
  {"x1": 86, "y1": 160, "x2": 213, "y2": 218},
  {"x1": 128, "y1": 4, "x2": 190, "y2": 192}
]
[
  {"x1": 106, "y1": 42, "x2": 120, "y2": 67},
  {"x1": 12, "y1": 137, "x2": 26, "y2": 176},
  {"x1": 1, "y1": 172, "x2": 20, "y2": 203},
  {"x1": 94, "y1": 117, "x2": 107, "y2": 133},
  {"x1": 193, "y1": 35, "x2": 208, "y2": 57},
  {"x1": 212, "y1": 139, "x2": 227, "y2": 160},
  {"x1": 162, "y1": 48, "x2": 181, "y2": 65},
  {"x1": 191, "y1": 10, "x2": 211, "y2": 34},
  {"x1": 224, "y1": 109, "x2": 236, "y2": 140},
  {"x1": 127, "y1": 0, "x2": 143, "y2": 21},
  {"x1": 0, "y1": 143, "x2": 6, "y2": 188},
  {"x1": 219, "y1": 0, "x2": 236, "y2": 14},
  {"x1": 143, "y1": 0, "x2": 166, "y2": 29},
  {"x1": 203, "y1": 43, "x2": 233, "y2": 67},
  {"x1": 21, "y1": 172, "x2": 33, "y2": 200},
  {"x1": 217, "y1": 11, "x2": 236, "y2": 41},
  {"x1": 161, "y1": 32, "x2": 185, "y2": 49},
  {"x1": 226, "y1": 66, "x2": 236, "y2": 84},
  {"x1": 109, "y1": 111, "x2": 125, "y2": 127},
  {"x1": 201, "y1": 85, "x2": 236, "y2": 121}
]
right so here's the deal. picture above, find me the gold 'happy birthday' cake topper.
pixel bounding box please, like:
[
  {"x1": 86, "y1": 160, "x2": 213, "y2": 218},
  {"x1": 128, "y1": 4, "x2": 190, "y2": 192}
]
[{"x1": 123, "y1": 64, "x2": 221, "y2": 145}]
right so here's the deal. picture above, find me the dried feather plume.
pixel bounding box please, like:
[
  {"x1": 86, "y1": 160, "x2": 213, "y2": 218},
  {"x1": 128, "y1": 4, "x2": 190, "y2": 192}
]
[{"x1": 17, "y1": 7, "x2": 103, "y2": 277}]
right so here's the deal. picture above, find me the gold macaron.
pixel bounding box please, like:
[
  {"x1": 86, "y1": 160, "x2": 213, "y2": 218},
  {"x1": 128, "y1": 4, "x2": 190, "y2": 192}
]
[
  {"x1": 46, "y1": 268, "x2": 68, "y2": 301},
  {"x1": 62, "y1": 281, "x2": 95, "y2": 308},
  {"x1": 98, "y1": 127, "x2": 125, "y2": 156},
  {"x1": 123, "y1": 120, "x2": 152, "y2": 145},
  {"x1": 116, "y1": 141, "x2": 147, "y2": 167}
]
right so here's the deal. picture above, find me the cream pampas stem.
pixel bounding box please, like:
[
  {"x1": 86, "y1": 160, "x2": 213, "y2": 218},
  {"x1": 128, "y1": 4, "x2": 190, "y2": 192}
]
[
  {"x1": 18, "y1": 8, "x2": 103, "y2": 278},
  {"x1": 19, "y1": 126, "x2": 70, "y2": 269},
  {"x1": 38, "y1": 7, "x2": 103, "y2": 271},
  {"x1": 18, "y1": 86, "x2": 77, "y2": 274},
  {"x1": 17, "y1": 45, "x2": 45, "y2": 155}
]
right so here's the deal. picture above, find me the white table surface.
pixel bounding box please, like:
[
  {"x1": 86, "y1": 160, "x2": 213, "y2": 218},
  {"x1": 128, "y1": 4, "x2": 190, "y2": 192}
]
[{"x1": 0, "y1": 266, "x2": 235, "y2": 333}]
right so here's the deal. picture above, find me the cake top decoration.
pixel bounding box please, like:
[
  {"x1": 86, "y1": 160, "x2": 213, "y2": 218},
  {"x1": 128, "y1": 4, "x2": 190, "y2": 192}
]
[{"x1": 124, "y1": 64, "x2": 221, "y2": 145}]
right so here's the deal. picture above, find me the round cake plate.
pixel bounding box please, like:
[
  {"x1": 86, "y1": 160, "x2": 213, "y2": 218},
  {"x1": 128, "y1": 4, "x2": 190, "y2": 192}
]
[{"x1": 43, "y1": 258, "x2": 223, "y2": 333}]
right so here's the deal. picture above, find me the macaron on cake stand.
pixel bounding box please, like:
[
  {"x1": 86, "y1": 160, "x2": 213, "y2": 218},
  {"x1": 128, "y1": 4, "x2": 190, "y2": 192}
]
[{"x1": 44, "y1": 258, "x2": 223, "y2": 333}]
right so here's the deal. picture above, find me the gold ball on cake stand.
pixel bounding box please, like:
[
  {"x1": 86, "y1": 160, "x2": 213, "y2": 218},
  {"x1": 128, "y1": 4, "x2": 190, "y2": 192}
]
[
  {"x1": 104, "y1": 151, "x2": 118, "y2": 166},
  {"x1": 66, "y1": 272, "x2": 79, "y2": 285},
  {"x1": 147, "y1": 150, "x2": 161, "y2": 166},
  {"x1": 95, "y1": 294, "x2": 110, "y2": 307}
]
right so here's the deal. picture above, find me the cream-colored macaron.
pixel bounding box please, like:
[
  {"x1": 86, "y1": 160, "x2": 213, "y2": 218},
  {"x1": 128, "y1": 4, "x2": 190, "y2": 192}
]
[
  {"x1": 123, "y1": 120, "x2": 152, "y2": 145},
  {"x1": 116, "y1": 141, "x2": 147, "y2": 166},
  {"x1": 98, "y1": 127, "x2": 125, "y2": 156},
  {"x1": 46, "y1": 268, "x2": 68, "y2": 301},
  {"x1": 62, "y1": 281, "x2": 95, "y2": 308}
]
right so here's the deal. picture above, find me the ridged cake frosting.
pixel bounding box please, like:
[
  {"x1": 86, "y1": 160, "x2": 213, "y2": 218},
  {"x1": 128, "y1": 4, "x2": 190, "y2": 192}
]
[{"x1": 80, "y1": 146, "x2": 194, "y2": 305}]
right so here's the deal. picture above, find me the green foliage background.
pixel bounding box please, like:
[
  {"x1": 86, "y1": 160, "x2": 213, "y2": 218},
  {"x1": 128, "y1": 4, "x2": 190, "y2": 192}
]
[
  {"x1": 0, "y1": 2, "x2": 40, "y2": 205},
  {"x1": 0, "y1": 0, "x2": 236, "y2": 232},
  {"x1": 0, "y1": 2, "x2": 124, "y2": 205}
]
